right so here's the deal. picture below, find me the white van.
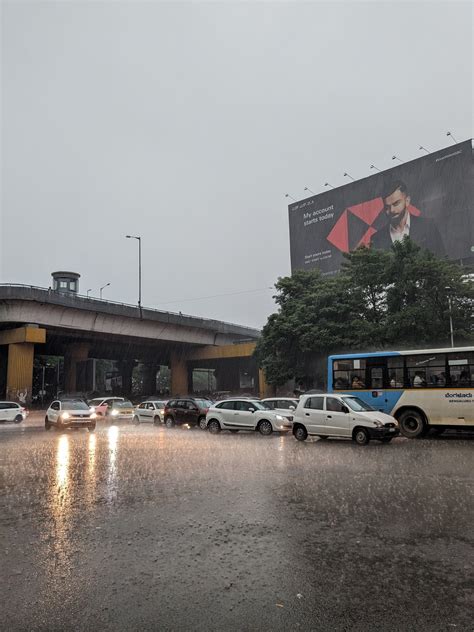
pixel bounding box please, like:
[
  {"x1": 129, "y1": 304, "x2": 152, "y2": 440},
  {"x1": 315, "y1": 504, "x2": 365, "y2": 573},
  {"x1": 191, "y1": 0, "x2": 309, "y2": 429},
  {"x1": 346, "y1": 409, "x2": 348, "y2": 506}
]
[{"x1": 292, "y1": 393, "x2": 399, "y2": 445}]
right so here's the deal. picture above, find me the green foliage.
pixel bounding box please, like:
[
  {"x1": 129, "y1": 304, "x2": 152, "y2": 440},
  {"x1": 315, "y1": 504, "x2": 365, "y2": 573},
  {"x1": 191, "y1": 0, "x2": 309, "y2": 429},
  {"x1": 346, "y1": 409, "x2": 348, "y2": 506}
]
[{"x1": 255, "y1": 239, "x2": 474, "y2": 386}]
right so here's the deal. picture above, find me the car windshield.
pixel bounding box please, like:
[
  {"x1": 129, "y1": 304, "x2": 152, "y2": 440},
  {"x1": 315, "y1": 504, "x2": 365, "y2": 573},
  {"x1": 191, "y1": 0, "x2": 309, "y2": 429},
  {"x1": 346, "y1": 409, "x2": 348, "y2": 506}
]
[
  {"x1": 63, "y1": 401, "x2": 89, "y2": 410},
  {"x1": 341, "y1": 396, "x2": 376, "y2": 412},
  {"x1": 88, "y1": 399, "x2": 102, "y2": 405},
  {"x1": 252, "y1": 401, "x2": 271, "y2": 410},
  {"x1": 194, "y1": 399, "x2": 212, "y2": 408},
  {"x1": 115, "y1": 400, "x2": 133, "y2": 408}
]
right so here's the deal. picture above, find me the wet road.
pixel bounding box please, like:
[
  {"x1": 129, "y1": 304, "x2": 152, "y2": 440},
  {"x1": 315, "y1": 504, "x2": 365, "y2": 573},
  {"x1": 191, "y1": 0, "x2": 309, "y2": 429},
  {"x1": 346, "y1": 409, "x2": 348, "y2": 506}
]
[{"x1": 1, "y1": 417, "x2": 473, "y2": 631}]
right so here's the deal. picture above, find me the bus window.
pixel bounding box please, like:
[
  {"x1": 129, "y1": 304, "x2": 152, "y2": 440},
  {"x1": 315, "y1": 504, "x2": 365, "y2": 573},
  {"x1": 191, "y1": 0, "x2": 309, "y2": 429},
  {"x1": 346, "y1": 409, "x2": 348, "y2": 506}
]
[
  {"x1": 333, "y1": 359, "x2": 366, "y2": 389},
  {"x1": 387, "y1": 357, "x2": 404, "y2": 388},
  {"x1": 406, "y1": 354, "x2": 446, "y2": 388},
  {"x1": 369, "y1": 367, "x2": 383, "y2": 389},
  {"x1": 448, "y1": 352, "x2": 474, "y2": 386}
]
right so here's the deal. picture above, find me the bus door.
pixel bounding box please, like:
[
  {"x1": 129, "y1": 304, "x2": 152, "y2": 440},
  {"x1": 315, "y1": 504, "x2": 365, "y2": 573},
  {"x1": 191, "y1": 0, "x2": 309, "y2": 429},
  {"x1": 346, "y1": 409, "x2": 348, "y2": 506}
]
[{"x1": 366, "y1": 359, "x2": 388, "y2": 413}]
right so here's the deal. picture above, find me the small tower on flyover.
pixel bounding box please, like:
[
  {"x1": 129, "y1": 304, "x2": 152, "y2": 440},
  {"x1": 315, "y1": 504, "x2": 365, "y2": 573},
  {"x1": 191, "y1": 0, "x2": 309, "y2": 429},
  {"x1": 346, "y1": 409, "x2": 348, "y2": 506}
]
[{"x1": 51, "y1": 271, "x2": 80, "y2": 295}]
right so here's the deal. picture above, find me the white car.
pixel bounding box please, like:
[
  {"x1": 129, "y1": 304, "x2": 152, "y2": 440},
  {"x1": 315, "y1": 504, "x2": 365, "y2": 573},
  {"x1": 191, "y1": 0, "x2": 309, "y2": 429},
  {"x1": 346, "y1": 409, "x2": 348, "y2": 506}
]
[
  {"x1": 292, "y1": 393, "x2": 400, "y2": 445},
  {"x1": 205, "y1": 398, "x2": 293, "y2": 435},
  {"x1": 45, "y1": 399, "x2": 97, "y2": 431},
  {"x1": 133, "y1": 400, "x2": 168, "y2": 424},
  {"x1": 0, "y1": 401, "x2": 28, "y2": 424},
  {"x1": 88, "y1": 396, "x2": 125, "y2": 417},
  {"x1": 262, "y1": 397, "x2": 299, "y2": 412}
]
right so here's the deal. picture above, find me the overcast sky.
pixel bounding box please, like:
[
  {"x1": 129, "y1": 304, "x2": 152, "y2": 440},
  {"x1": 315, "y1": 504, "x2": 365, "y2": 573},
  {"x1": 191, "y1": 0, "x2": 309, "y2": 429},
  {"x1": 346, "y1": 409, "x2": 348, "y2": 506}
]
[{"x1": 1, "y1": 1, "x2": 472, "y2": 328}]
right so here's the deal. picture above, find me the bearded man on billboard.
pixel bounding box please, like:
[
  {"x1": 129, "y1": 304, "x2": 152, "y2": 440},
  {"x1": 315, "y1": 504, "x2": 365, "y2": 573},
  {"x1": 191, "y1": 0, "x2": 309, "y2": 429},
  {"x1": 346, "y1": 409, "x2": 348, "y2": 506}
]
[{"x1": 370, "y1": 180, "x2": 445, "y2": 256}]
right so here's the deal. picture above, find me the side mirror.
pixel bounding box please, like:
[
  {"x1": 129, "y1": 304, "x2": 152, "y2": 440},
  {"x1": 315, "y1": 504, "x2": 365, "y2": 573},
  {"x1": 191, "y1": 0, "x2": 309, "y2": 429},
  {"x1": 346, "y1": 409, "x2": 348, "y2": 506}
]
[
  {"x1": 248, "y1": 408, "x2": 256, "y2": 413},
  {"x1": 341, "y1": 405, "x2": 350, "y2": 414},
  {"x1": 289, "y1": 405, "x2": 296, "y2": 411}
]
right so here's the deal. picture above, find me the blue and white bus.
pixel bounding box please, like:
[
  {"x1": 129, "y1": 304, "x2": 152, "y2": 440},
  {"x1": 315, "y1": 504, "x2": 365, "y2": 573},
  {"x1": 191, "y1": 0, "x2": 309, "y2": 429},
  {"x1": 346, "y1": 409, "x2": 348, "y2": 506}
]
[{"x1": 328, "y1": 347, "x2": 474, "y2": 438}]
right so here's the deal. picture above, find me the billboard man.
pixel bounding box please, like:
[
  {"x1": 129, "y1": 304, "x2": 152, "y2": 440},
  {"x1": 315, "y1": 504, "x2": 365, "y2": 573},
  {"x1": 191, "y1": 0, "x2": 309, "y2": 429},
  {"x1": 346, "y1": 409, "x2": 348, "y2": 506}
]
[{"x1": 370, "y1": 180, "x2": 445, "y2": 256}]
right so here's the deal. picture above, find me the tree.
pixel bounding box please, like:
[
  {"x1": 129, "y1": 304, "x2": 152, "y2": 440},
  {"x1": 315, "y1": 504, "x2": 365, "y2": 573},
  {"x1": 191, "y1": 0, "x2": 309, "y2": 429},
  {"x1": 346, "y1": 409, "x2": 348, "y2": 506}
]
[{"x1": 255, "y1": 240, "x2": 473, "y2": 387}]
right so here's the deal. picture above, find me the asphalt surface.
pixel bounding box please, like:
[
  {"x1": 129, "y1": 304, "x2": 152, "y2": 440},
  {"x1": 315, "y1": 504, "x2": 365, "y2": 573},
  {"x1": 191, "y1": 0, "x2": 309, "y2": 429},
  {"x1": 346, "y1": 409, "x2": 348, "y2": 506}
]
[{"x1": 0, "y1": 415, "x2": 473, "y2": 631}]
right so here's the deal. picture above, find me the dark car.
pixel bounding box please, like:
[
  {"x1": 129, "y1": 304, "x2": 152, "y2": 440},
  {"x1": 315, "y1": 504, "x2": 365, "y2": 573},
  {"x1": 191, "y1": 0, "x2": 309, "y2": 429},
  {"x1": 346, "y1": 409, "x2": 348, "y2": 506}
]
[{"x1": 164, "y1": 398, "x2": 213, "y2": 429}]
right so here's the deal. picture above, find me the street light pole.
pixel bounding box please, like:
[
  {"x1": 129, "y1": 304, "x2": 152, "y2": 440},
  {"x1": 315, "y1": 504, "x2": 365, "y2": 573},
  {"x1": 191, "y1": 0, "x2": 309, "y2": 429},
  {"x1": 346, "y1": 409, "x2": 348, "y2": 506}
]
[
  {"x1": 445, "y1": 287, "x2": 454, "y2": 348},
  {"x1": 100, "y1": 282, "x2": 111, "y2": 300},
  {"x1": 126, "y1": 235, "x2": 142, "y2": 316}
]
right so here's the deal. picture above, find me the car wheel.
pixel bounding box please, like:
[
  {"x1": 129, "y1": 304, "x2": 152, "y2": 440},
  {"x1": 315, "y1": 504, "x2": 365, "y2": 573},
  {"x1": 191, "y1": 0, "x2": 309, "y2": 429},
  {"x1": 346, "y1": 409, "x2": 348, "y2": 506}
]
[
  {"x1": 354, "y1": 428, "x2": 370, "y2": 445},
  {"x1": 199, "y1": 417, "x2": 208, "y2": 430},
  {"x1": 257, "y1": 419, "x2": 273, "y2": 436},
  {"x1": 207, "y1": 419, "x2": 221, "y2": 434},
  {"x1": 398, "y1": 409, "x2": 426, "y2": 438},
  {"x1": 133, "y1": 415, "x2": 140, "y2": 425},
  {"x1": 165, "y1": 416, "x2": 174, "y2": 429},
  {"x1": 14, "y1": 414, "x2": 23, "y2": 424},
  {"x1": 89, "y1": 423, "x2": 96, "y2": 432},
  {"x1": 380, "y1": 437, "x2": 392, "y2": 443},
  {"x1": 45, "y1": 417, "x2": 51, "y2": 431},
  {"x1": 153, "y1": 416, "x2": 161, "y2": 425},
  {"x1": 293, "y1": 425, "x2": 308, "y2": 441}
]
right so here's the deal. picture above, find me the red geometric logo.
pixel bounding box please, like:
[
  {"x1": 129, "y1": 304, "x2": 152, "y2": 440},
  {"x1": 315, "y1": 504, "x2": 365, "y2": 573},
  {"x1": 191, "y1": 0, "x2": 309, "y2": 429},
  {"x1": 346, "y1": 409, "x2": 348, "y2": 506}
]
[{"x1": 327, "y1": 197, "x2": 421, "y2": 253}]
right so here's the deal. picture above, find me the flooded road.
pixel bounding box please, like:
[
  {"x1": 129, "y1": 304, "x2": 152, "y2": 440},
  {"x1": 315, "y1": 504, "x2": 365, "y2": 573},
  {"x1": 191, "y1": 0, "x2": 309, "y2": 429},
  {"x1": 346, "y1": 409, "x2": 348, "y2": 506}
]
[{"x1": 1, "y1": 419, "x2": 473, "y2": 631}]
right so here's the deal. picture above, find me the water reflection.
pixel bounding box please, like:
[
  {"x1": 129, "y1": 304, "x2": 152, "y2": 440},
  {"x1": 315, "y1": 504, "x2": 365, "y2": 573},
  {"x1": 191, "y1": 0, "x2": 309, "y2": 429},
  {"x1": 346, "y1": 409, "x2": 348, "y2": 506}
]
[
  {"x1": 56, "y1": 435, "x2": 70, "y2": 501},
  {"x1": 87, "y1": 432, "x2": 96, "y2": 477},
  {"x1": 107, "y1": 425, "x2": 119, "y2": 502},
  {"x1": 47, "y1": 434, "x2": 72, "y2": 583}
]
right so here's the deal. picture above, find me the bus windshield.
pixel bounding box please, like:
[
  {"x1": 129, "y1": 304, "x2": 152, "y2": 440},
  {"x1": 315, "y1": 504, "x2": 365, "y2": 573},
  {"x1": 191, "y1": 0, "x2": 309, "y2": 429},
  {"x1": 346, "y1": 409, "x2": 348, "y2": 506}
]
[{"x1": 341, "y1": 396, "x2": 376, "y2": 412}]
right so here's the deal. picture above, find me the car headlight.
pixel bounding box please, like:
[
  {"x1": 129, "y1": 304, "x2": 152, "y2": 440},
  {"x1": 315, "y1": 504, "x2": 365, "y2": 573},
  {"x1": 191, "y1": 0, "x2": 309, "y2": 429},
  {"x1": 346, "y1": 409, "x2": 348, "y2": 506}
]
[
  {"x1": 61, "y1": 412, "x2": 70, "y2": 420},
  {"x1": 159, "y1": 409, "x2": 164, "y2": 415},
  {"x1": 275, "y1": 414, "x2": 285, "y2": 421},
  {"x1": 89, "y1": 407, "x2": 96, "y2": 413},
  {"x1": 111, "y1": 409, "x2": 119, "y2": 417},
  {"x1": 373, "y1": 420, "x2": 384, "y2": 428}
]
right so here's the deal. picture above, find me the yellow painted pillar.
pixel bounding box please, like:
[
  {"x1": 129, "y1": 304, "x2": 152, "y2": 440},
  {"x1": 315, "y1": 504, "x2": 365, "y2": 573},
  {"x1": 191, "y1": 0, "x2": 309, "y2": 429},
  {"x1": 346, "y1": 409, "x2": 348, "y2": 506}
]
[
  {"x1": 0, "y1": 327, "x2": 46, "y2": 405},
  {"x1": 6, "y1": 343, "x2": 35, "y2": 403},
  {"x1": 64, "y1": 343, "x2": 90, "y2": 393},
  {"x1": 258, "y1": 369, "x2": 275, "y2": 399},
  {"x1": 170, "y1": 351, "x2": 188, "y2": 396}
]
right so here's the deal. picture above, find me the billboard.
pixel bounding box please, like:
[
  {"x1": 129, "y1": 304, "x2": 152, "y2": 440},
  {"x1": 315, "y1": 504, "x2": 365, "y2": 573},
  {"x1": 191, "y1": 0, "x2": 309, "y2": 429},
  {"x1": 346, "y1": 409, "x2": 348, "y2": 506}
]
[{"x1": 288, "y1": 140, "x2": 474, "y2": 274}]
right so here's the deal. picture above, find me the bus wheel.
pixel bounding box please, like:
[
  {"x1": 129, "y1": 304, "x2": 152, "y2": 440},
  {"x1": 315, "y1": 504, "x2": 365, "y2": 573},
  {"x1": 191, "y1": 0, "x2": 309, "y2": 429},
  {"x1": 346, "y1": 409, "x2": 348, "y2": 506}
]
[{"x1": 399, "y1": 410, "x2": 426, "y2": 438}]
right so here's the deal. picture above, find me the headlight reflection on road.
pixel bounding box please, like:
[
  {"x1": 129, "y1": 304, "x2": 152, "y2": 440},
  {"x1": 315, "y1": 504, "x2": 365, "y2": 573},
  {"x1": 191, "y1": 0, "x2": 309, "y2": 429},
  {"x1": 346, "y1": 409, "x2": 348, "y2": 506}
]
[
  {"x1": 56, "y1": 435, "x2": 70, "y2": 497},
  {"x1": 107, "y1": 425, "x2": 119, "y2": 502},
  {"x1": 88, "y1": 432, "x2": 96, "y2": 475}
]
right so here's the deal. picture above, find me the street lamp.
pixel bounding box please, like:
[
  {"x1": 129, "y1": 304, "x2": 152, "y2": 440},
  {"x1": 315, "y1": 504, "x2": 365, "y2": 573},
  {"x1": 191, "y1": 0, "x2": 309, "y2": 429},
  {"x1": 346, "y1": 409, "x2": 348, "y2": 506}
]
[
  {"x1": 100, "y1": 282, "x2": 110, "y2": 300},
  {"x1": 126, "y1": 235, "x2": 142, "y2": 314},
  {"x1": 86, "y1": 288, "x2": 92, "y2": 298},
  {"x1": 445, "y1": 286, "x2": 454, "y2": 348}
]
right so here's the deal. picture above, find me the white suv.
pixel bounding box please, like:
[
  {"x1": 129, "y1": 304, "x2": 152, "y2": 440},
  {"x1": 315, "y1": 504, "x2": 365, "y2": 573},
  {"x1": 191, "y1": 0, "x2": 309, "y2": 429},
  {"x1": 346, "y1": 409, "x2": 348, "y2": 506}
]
[
  {"x1": 0, "y1": 401, "x2": 28, "y2": 424},
  {"x1": 205, "y1": 398, "x2": 293, "y2": 435},
  {"x1": 45, "y1": 400, "x2": 97, "y2": 431},
  {"x1": 292, "y1": 393, "x2": 399, "y2": 445}
]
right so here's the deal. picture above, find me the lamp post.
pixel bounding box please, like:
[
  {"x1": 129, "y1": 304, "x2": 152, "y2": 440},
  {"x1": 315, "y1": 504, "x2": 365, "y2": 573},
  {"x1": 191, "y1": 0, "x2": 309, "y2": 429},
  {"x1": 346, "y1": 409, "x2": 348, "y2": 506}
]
[
  {"x1": 100, "y1": 282, "x2": 110, "y2": 300},
  {"x1": 86, "y1": 288, "x2": 92, "y2": 298},
  {"x1": 445, "y1": 286, "x2": 454, "y2": 348},
  {"x1": 126, "y1": 235, "x2": 142, "y2": 314}
]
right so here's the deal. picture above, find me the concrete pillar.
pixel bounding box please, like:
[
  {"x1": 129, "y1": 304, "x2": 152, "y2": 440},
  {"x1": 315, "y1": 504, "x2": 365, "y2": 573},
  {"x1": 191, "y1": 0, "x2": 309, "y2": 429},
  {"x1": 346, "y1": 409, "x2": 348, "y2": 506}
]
[
  {"x1": 143, "y1": 364, "x2": 159, "y2": 396},
  {"x1": 118, "y1": 360, "x2": 135, "y2": 398},
  {"x1": 64, "y1": 343, "x2": 90, "y2": 393},
  {"x1": 6, "y1": 343, "x2": 35, "y2": 404},
  {"x1": 0, "y1": 327, "x2": 46, "y2": 405},
  {"x1": 170, "y1": 351, "x2": 188, "y2": 396}
]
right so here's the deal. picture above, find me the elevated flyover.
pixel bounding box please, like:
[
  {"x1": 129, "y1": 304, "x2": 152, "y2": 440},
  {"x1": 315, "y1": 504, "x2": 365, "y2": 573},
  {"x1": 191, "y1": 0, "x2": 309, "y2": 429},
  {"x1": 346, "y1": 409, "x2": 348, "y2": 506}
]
[{"x1": 0, "y1": 285, "x2": 265, "y2": 402}]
